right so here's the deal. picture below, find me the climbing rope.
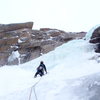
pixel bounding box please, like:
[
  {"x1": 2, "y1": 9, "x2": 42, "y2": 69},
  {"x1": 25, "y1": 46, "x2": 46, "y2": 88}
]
[
  {"x1": 29, "y1": 77, "x2": 42, "y2": 100},
  {"x1": 33, "y1": 86, "x2": 38, "y2": 100}
]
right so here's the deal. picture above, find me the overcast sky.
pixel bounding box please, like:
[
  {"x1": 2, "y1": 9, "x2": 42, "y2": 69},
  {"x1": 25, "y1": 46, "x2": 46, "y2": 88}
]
[{"x1": 0, "y1": 0, "x2": 100, "y2": 32}]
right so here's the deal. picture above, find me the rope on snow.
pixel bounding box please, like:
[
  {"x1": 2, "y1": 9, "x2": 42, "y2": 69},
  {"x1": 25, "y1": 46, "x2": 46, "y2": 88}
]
[{"x1": 29, "y1": 78, "x2": 42, "y2": 100}]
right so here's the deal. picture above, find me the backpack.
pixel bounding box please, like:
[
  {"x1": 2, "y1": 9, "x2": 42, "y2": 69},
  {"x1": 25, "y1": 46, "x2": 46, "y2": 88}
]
[{"x1": 37, "y1": 66, "x2": 43, "y2": 71}]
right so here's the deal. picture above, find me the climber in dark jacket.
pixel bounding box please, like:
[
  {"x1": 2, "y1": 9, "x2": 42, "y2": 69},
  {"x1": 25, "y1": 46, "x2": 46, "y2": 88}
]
[{"x1": 34, "y1": 61, "x2": 47, "y2": 78}]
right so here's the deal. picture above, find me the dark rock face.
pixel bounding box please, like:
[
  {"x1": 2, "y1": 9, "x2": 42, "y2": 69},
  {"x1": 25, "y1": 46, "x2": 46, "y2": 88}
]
[
  {"x1": 0, "y1": 22, "x2": 86, "y2": 66},
  {"x1": 0, "y1": 22, "x2": 33, "y2": 33},
  {"x1": 89, "y1": 27, "x2": 100, "y2": 53},
  {"x1": 90, "y1": 27, "x2": 100, "y2": 39}
]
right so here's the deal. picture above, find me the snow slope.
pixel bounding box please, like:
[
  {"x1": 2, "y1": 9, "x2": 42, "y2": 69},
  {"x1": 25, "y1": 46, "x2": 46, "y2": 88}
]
[{"x1": 0, "y1": 27, "x2": 100, "y2": 100}]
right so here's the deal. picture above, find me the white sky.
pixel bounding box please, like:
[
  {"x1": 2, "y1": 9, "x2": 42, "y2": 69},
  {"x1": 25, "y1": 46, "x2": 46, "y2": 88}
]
[{"x1": 0, "y1": 0, "x2": 100, "y2": 32}]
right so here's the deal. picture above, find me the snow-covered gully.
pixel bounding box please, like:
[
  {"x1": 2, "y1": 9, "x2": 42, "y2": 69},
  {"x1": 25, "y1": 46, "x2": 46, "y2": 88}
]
[{"x1": 0, "y1": 25, "x2": 100, "y2": 100}]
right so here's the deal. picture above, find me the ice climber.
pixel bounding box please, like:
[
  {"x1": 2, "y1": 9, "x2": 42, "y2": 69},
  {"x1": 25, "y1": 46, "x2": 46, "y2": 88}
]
[{"x1": 34, "y1": 61, "x2": 47, "y2": 78}]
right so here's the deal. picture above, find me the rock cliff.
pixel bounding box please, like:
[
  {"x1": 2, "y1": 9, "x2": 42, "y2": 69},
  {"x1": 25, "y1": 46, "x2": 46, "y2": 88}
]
[
  {"x1": 89, "y1": 26, "x2": 100, "y2": 53},
  {"x1": 0, "y1": 22, "x2": 86, "y2": 66}
]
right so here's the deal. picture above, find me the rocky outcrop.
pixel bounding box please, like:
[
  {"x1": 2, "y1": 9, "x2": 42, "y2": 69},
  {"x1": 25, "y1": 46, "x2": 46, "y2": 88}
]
[
  {"x1": 0, "y1": 22, "x2": 86, "y2": 66},
  {"x1": 0, "y1": 22, "x2": 33, "y2": 33},
  {"x1": 89, "y1": 27, "x2": 100, "y2": 53}
]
